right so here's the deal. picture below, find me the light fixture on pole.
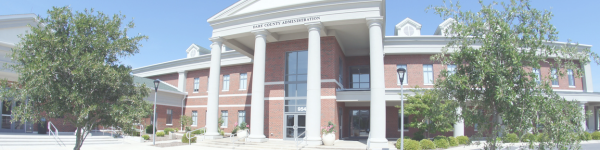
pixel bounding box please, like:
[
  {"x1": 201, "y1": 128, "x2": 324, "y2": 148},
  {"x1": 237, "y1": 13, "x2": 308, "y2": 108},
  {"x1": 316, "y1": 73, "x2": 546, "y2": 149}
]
[
  {"x1": 153, "y1": 79, "x2": 160, "y2": 145},
  {"x1": 396, "y1": 68, "x2": 406, "y2": 150}
]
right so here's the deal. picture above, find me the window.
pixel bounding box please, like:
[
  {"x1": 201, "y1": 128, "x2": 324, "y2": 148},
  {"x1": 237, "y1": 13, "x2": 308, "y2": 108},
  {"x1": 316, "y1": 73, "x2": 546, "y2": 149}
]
[
  {"x1": 423, "y1": 65, "x2": 434, "y2": 84},
  {"x1": 221, "y1": 110, "x2": 228, "y2": 128},
  {"x1": 285, "y1": 51, "x2": 308, "y2": 97},
  {"x1": 192, "y1": 111, "x2": 198, "y2": 126},
  {"x1": 398, "y1": 111, "x2": 408, "y2": 130},
  {"x1": 222, "y1": 75, "x2": 230, "y2": 91},
  {"x1": 447, "y1": 64, "x2": 456, "y2": 75},
  {"x1": 193, "y1": 78, "x2": 199, "y2": 92},
  {"x1": 533, "y1": 68, "x2": 541, "y2": 84},
  {"x1": 239, "y1": 73, "x2": 247, "y2": 90},
  {"x1": 285, "y1": 99, "x2": 307, "y2": 113},
  {"x1": 551, "y1": 68, "x2": 559, "y2": 86},
  {"x1": 166, "y1": 109, "x2": 172, "y2": 125},
  {"x1": 397, "y1": 64, "x2": 407, "y2": 85},
  {"x1": 238, "y1": 110, "x2": 246, "y2": 125},
  {"x1": 339, "y1": 58, "x2": 344, "y2": 88},
  {"x1": 474, "y1": 123, "x2": 478, "y2": 131},
  {"x1": 568, "y1": 69, "x2": 575, "y2": 86},
  {"x1": 350, "y1": 66, "x2": 370, "y2": 89}
]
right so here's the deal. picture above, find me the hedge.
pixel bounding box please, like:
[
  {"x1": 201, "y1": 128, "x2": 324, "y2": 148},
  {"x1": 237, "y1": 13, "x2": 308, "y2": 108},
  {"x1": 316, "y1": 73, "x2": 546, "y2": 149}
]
[
  {"x1": 582, "y1": 132, "x2": 592, "y2": 141},
  {"x1": 142, "y1": 135, "x2": 150, "y2": 140},
  {"x1": 182, "y1": 133, "x2": 197, "y2": 143},
  {"x1": 419, "y1": 139, "x2": 435, "y2": 149},
  {"x1": 156, "y1": 131, "x2": 165, "y2": 137},
  {"x1": 592, "y1": 131, "x2": 600, "y2": 140},
  {"x1": 504, "y1": 133, "x2": 519, "y2": 143},
  {"x1": 522, "y1": 133, "x2": 536, "y2": 142},
  {"x1": 457, "y1": 136, "x2": 469, "y2": 144},
  {"x1": 396, "y1": 139, "x2": 421, "y2": 150},
  {"x1": 192, "y1": 128, "x2": 205, "y2": 135},
  {"x1": 145, "y1": 124, "x2": 157, "y2": 134},
  {"x1": 163, "y1": 128, "x2": 175, "y2": 135},
  {"x1": 448, "y1": 137, "x2": 459, "y2": 146},
  {"x1": 434, "y1": 138, "x2": 449, "y2": 149}
]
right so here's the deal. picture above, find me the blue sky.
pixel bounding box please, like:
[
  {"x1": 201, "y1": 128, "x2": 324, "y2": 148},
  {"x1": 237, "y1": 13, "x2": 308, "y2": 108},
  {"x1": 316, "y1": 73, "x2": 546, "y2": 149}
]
[{"x1": 1, "y1": 0, "x2": 599, "y2": 92}]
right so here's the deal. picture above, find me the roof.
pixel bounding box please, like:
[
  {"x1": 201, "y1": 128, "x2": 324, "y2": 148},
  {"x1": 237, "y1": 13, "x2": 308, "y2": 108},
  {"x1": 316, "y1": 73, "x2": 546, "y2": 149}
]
[{"x1": 133, "y1": 75, "x2": 180, "y2": 93}]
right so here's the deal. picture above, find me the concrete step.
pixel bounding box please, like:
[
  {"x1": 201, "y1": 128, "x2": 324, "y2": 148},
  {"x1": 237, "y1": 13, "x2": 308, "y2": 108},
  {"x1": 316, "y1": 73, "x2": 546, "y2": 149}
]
[
  {"x1": 195, "y1": 140, "x2": 369, "y2": 150},
  {"x1": 0, "y1": 141, "x2": 123, "y2": 146},
  {"x1": 0, "y1": 134, "x2": 122, "y2": 146}
]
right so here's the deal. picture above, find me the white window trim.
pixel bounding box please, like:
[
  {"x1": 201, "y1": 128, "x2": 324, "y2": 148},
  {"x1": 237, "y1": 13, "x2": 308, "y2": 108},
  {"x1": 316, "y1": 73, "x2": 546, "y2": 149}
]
[
  {"x1": 239, "y1": 73, "x2": 247, "y2": 90},
  {"x1": 569, "y1": 86, "x2": 576, "y2": 88},
  {"x1": 552, "y1": 85, "x2": 559, "y2": 87},
  {"x1": 166, "y1": 124, "x2": 173, "y2": 126}
]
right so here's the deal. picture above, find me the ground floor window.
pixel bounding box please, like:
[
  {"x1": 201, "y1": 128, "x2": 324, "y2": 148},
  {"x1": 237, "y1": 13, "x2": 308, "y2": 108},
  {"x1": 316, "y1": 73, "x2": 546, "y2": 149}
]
[
  {"x1": 221, "y1": 110, "x2": 228, "y2": 128},
  {"x1": 238, "y1": 110, "x2": 246, "y2": 125},
  {"x1": 166, "y1": 109, "x2": 172, "y2": 125},
  {"x1": 192, "y1": 111, "x2": 198, "y2": 126}
]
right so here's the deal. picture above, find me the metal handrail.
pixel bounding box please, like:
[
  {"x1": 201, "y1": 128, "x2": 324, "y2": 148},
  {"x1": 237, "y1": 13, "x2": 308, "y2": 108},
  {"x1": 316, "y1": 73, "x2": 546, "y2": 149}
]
[
  {"x1": 366, "y1": 132, "x2": 371, "y2": 150},
  {"x1": 186, "y1": 127, "x2": 206, "y2": 145},
  {"x1": 48, "y1": 121, "x2": 65, "y2": 146},
  {"x1": 294, "y1": 126, "x2": 307, "y2": 150}
]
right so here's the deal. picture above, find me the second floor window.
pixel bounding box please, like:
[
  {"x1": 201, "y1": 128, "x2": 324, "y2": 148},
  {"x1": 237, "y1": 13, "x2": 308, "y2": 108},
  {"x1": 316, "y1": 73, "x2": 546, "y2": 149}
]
[
  {"x1": 423, "y1": 64, "x2": 434, "y2": 84},
  {"x1": 533, "y1": 68, "x2": 541, "y2": 84},
  {"x1": 568, "y1": 69, "x2": 575, "y2": 86},
  {"x1": 223, "y1": 75, "x2": 230, "y2": 91},
  {"x1": 447, "y1": 64, "x2": 456, "y2": 75},
  {"x1": 193, "y1": 78, "x2": 199, "y2": 92},
  {"x1": 397, "y1": 64, "x2": 407, "y2": 85},
  {"x1": 239, "y1": 73, "x2": 247, "y2": 90},
  {"x1": 350, "y1": 66, "x2": 370, "y2": 89},
  {"x1": 285, "y1": 51, "x2": 308, "y2": 97},
  {"x1": 551, "y1": 68, "x2": 559, "y2": 86}
]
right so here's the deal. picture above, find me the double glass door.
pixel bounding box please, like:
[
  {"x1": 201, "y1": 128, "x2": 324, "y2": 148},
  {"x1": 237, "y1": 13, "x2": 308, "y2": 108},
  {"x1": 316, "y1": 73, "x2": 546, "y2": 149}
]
[
  {"x1": 350, "y1": 110, "x2": 370, "y2": 137},
  {"x1": 284, "y1": 114, "x2": 306, "y2": 140},
  {"x1": 1, "y1": 100, "x2": 32, "y2": 132}
]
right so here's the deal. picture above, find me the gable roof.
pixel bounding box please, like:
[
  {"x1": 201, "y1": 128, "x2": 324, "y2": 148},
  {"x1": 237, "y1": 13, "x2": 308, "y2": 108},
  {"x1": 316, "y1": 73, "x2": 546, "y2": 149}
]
[
  {"x1": 207, "y1": 0, "x2": 328, "y2": 23},
  {"x1": 395, "y1": 17, "x2": 422, "y2": 36},
  {"x1": 133, "y1": 75, "x2": 181, "y2": 93},
  {"x1": 434, "y1": 18, "x2": 455, "y2": 35}
]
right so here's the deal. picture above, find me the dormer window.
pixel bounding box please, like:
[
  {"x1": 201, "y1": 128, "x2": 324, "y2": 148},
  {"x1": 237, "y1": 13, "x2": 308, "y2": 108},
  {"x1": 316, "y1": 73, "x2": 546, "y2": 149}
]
[{"x1": 395, "y1": 18, "x2": 422, "y2": 36}]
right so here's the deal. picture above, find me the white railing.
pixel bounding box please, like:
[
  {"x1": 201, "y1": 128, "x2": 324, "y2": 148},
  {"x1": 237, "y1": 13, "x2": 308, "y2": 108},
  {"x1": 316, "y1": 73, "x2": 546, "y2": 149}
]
[
  {"x1": 48, "y1": 121, "x2": 65, "y2": 146},
  {"x1": 366, "y1": 132, "x2": 371, "y2": 150},
  {"x1": 186, "y1": 127, "x2": 206, "y2": 145},
  {"x1": 294, "y1": 126, "x2": 307, "y2": 150}
]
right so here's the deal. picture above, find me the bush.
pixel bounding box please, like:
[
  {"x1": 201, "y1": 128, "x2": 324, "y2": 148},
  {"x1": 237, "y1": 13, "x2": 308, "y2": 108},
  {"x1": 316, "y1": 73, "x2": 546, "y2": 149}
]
[
  {"x1": 536, "y1": 133, "x2": 548, "y2": 142},
  {"x1": 395, "y1": 139, "x2": 421, "y2": 150},
  {"x1": 145, "y1": 124, "x2": 157, "y2": 134},
  {"x1": 582, "y1": 132, "x2": 592, "y2": 141},
  {"x1": 185, "y1": 126, "x2": 191, "y2": 132},
  {"x1": 142, "y1": 135, "x2": 150, "y2": 140},
  {"x1": 504, "y1": 133, "x2": 519, "y2": 143},
  {"x1": 592, "y1": 131, "x2": 600, "y2": 140},
  {"x1": 448, "y1": 137, "x2": 459, "y2": 146},
  {"x1": 457, "y1": 136, "x2": 469, "y2": 144},
  {"x1": 419, "y1": 139, "x2": 436, "y2": 149},
  {"x1": 191, "y1": 128, "x2": 205, "y2": 135},
  {"x1": 434, "y1": 138, "x2": 449, "y2": 149},
  {"x1": 219, "y1": 129, "x2": 225, "y2": 136},
  {"x1": 232, "y1": 126, "x2": 239, "y2": 134},
  {"x1": 163, "y1": 128, "x2": 175, "y2": 135},
  {"x1": 412, "y1": 132, "x2": 425, "y2": 141},
  {"x1": 522, "y1": 133, "x2": 536, "y2": 142},
  {"x1": 181, "y1": 133, "x2": 196, "y2": 143},
  {"x1": 156, "y1": 131, "x2": 165, "y2": 137}
]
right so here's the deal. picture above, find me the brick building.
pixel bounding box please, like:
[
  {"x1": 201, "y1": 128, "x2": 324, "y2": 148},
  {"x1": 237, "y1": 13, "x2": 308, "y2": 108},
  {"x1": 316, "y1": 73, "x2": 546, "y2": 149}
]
[{"x1": 130, "y1": 1, "x2": 598, "y2": 149}]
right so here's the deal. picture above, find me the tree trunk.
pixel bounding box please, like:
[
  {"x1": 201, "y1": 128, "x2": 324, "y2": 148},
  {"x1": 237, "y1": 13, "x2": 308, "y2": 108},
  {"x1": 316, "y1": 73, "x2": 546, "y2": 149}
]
[{"x1": 74, "y1": 127, "x2": 82, "y2": 150}]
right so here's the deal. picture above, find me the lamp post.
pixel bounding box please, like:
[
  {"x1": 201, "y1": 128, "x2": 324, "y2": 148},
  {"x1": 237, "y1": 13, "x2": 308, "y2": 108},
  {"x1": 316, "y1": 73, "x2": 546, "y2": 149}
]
[
  {"x1": 153, "y1": 79, "x2": 160, "y2": 145},
  {"x1": 396, "y1": 68, "x2": 406, "y2": 150}
]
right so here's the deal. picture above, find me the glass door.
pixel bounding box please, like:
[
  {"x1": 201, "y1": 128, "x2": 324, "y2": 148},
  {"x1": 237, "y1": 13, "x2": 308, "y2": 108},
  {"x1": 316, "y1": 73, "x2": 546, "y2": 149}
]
[
  {"x1": 350, "y1": 110, "x2": 370, "y2": 137},
  {"x1": 0, "y1": 100, "x2": 28, "y2": 132},
  {"x1": 284, "y1": 114, "x2": 306, "y2": 140}
]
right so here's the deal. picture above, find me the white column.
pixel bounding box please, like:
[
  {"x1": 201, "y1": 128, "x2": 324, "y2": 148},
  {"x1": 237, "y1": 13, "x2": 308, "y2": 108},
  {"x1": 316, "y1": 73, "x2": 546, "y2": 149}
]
[
  {"x1": 247, "y1": 29, "x2": 268, "y2": 142},
  {"x1": 204, "y1": 37, "x2": 223, "y2": 139},
  {"x1": 582, "y1": 63, "x2": 594, "y2": 92},
  {"x1": 305, "y1": 22, "x2": 323, "y2": 145},
  {"x1": 366, "y1": 17, "x2": 388, "y2": 149},
  {"x1": 580, "y1": 102, "x2": 588, "y2": 131},
  {"x1": 453, "y1": 107, "x2": 465, "y2": 137},
  {"x1": 177, "y1": 71, "x2": 187, "y2": 92}
]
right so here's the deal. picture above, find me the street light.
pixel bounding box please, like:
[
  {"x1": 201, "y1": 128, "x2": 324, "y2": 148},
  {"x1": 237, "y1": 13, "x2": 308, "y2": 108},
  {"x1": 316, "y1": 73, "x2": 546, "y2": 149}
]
[
  {"x1": 153, "y1": 79, "x2": 160, "y2": 145},
  {"x1": 396, "y1": 68, "x2": 406, "y2": 150}
]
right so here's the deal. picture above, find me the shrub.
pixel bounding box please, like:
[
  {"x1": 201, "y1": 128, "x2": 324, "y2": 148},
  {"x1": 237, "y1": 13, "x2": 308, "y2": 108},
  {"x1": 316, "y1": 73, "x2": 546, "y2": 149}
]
[
  {"x1": 420, "y1": 139, "x2": 436, "y2": 149},
  {"x1": 448, "y1": 137, "x2": 459, "y2": 146},
  {"x1": 163, "y1": 128, "x2": 175, "y2": 135},
  {"x1": 592, "y1": 131, "x2": 600, "y2": 140},
  {"x1": 457, "y1": 136, "x2": 469, "y2": 144},
  {"x1": 396, "y1": 139, "x2": 421, "y2": 150},
  {"x1": 412, "y1": 132, "x2": 425, "y2": 141},
  {"x1": 181, "y1": 133, "x2": 196, "y2": 143},
  {"x1": 582, "y1": 132, "x2": 592, "y2": 141},
  {"x1": 536, "y1": 133, "x2": 548, "y2": 142},
  {"x1": 504, "y1": 133, "x2": 519, "y2": 143},
  {"x1": 145, "y1": 125, "x2": 157, "y2": 134},
  {"x1": 142, "y1": 135, "x2": 150, "y2": 140},
  {"x1": 156, "y1": 131, "x2": 165, "y2": 137},
  {"x1": 219, "y1": 129, "x2": 225, "y2": 136},
  {"x1": 185, "y1": 126, "x2": 191, "y2": 132},
  {"x1": 232, "y1": 126, "x2": 239, "y2": 134},
  {"x1": 522, "y1": 133, "x2": 536, "y2": 142},
  {"x1": 191, "y1": 128, "x2": 205, "y2": 135},
  {"x1": 433, "y1": 137, "x2": 449, "y2": 149}
]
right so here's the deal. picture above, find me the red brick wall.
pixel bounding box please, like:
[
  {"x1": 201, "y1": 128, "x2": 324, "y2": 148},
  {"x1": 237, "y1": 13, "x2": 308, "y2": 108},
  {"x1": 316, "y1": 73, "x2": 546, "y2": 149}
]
[
  {"x1": 142, "y1": 105, "x2": 182, "y2": 130},
  {"x1": 148, "y1": 73, "x2": 179, "y2": 88}
]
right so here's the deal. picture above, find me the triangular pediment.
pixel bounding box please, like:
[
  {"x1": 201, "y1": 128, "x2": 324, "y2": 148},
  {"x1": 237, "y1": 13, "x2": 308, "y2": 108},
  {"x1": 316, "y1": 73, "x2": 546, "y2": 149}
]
[
  {"x1": 434, "y1": 18, "x2": 456, "y2": 35},
  {"x1": 208, "y1": 0, "x2": 325, "y2": 22},
  {"x1": 395, "y1": 18, "x2": 422, "y2": 36}
]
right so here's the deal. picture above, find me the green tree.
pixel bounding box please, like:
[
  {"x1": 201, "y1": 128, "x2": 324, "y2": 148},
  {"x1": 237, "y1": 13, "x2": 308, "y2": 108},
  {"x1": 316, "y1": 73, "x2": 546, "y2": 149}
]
[
  {"x1": 0, "y1": 6, "x2": 151, "y2": 150},
  {"x1": 428, "y1": 0, "x2": 599, "y2": 149},
  {"x1": 400, "y1": 87, "x2": 457, "y2": 139},
  {"x1": 180, "y1": 115, "x2": 193, "y2": 130}
]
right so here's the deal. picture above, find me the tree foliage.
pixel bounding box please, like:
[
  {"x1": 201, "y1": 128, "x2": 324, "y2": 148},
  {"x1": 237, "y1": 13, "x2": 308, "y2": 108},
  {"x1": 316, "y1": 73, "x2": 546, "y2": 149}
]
[
  {"x1": 428, "y1": 0, "x2": 599, "y2": 149},
  {"x1": 180, "y1": 115, "x2": 193, "y2": 129},
  {"x1": 401, "y1": 87, "x2": 457, "y2": 139},
  {"x1": 0, "y1": 6, "x2": 151, "y2": 150}
]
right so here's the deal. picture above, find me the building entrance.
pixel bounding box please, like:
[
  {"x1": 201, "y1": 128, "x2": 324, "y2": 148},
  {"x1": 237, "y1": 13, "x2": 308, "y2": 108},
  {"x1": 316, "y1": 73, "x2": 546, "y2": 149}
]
[
  {"x1": 284, "y1": 114, "x2": 306, "y2": 140},
  {"x1": 0, "y1": 100, "x2": 33, "y2": 132},
  {"x1": 350, "y1": 110, "x2": 369, "y2": 137}
]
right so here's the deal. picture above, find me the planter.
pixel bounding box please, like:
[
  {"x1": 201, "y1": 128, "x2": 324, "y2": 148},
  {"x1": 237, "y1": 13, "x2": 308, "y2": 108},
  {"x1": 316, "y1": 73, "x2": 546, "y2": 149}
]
[
  {"x1": 322, "y1": 132, "x2": 335, "y2": 146},
  {"x1": 237, "y1": 129, "x2": 249, "y2": 139}
]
